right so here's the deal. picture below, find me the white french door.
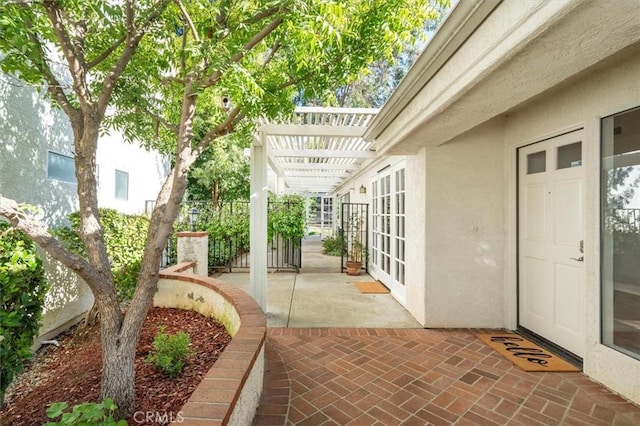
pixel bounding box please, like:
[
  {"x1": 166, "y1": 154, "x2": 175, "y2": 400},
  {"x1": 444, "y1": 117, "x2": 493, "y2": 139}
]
[
  {"x1": 371, "y1": 162, "x2": 406, "y2": 303},
  {"x1": 518, "y1": 130, "x2": 586, "y2": 357}
]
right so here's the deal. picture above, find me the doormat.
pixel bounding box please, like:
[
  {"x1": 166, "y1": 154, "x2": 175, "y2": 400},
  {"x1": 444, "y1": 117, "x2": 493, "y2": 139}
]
[
  {"x1": 476, "y1": 333, "x2": 580, "y2": 372},
  {"x1": 355, "y1": 281, "x2": 390, "y2": 294}
]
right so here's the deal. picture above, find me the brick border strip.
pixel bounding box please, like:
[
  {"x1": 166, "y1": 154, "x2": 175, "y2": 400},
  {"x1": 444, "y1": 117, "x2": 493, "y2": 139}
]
[{"x1": 157, "y1": 263, "x2": 266, "y2": 425}]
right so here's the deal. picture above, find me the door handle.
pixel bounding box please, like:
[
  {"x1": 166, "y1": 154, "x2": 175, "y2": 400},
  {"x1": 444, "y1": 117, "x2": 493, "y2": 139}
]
[{"x1": 570, "y1": 256, "x2": 584, "y2": 262}]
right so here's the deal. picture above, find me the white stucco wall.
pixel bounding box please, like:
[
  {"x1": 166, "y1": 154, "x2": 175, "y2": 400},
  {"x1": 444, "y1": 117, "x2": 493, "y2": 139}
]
[
  {"x1": 422, "y1": 118, "x2": 506, "y2": 328},
  {"x1": 0, "y1": 74, "x2": 79, "y2": 226},
  {"x1": 96, "y1": 130, "x2": 169, "y2": 215},
  {"x1": 502, "y1": 51, "x2": 640, "y2": 405},
  {"x1": 37, "y1": 251, "x2": 94, "y2": 345}
]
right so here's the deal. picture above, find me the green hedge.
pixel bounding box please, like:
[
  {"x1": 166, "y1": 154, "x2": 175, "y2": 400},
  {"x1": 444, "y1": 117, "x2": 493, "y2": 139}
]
[
  {"x1": 0, "y1": 222, "x2": 47, "y2": 404},
  {"x1": 53, "y1": 209, "x2": 149, "y2": 300}
]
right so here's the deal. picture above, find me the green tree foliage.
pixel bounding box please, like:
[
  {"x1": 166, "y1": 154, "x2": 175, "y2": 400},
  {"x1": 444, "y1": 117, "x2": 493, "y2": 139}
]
[
  {"x1": 268, "y1": 194, "x2": 306, "y2": 242},
  {"x1": 334, "y1": 0, "x2": 450, "y2": 107},
  {"x1": 0, "y1": 222, "x2": 47, "y2": 405},
  {"x1": 187, "y1": 134, "x2": 250, "y2": 206},
  {"x1": 0, "y1": 0, "x2": 443, "y2": 416}
]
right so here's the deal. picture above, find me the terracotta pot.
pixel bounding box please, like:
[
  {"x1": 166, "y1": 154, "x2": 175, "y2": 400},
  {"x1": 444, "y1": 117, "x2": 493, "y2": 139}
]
[{"x1": 345, "y1": 261, "x2": 363, "y2": 276}]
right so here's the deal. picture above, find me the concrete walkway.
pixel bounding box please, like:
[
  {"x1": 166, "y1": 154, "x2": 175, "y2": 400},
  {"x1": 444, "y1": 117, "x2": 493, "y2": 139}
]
[
  {"x1": 219, "y1": 236, "x2": 640, "y2": 425},
  {"x1": 219, "y1": 235, "x2": 420, "y2": 328}
]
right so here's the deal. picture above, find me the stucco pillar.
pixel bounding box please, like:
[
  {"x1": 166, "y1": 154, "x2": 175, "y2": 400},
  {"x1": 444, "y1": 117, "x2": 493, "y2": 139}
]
[
  {"x1": 250, "y1": 131, "x2": 268, "y2": 310},
  {"x1": 177, "y1": 231, "x2": 209, "y2": 277}
]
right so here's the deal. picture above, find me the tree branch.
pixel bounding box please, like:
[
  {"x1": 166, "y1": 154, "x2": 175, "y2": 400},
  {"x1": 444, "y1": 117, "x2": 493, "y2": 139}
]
[
  {"x1": 202, "y1": 17, "x2": 283, "y2": 89},
  {"x1": 279, "y1": 71, "x2": 314, "y2": 90},
  {"x1": 86, "y1": 34, "x2": 127, "y2": 69},
  {"x1": 263, "y1": 39, "x2": 281, "y2": 67},
  {"x1": 43, "y1": 0, "x2": 92, "y2": 109},
  {"x1": 192, "y1": 107, "x2": 243, "y2": 158},
  {"x1": 175, "y1": 0, "x2": 199, "y2": 42},
  {"x1": 160, "y1": 75, "x2": 185, "y2": 85},
  {"x1": 242, "y1": 5, "x2": 282, "y2": 26},
  {"x1": 95, "y1": 0, "x2": 173, "y2": 117},
  {"x1": 0, "y1": 194, "x2": 107, "y2": 293},
  {"x1": 137, "y1": 105, "x2": 179, "y2": 134},
  {"x1": 21, "y1": 27, "x2": 79, "y2": 120}
]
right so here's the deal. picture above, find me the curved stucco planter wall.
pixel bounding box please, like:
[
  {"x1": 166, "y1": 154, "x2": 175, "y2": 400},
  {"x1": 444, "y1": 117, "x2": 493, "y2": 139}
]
[{"x1": 155, "y1": 263, "x2": 266, "y2": 425}]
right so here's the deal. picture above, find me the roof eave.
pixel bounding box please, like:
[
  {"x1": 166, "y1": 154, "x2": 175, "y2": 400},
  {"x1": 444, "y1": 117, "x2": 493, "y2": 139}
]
[{"x1": 363, "y1": 0, "x2": 502, "y2": 142}]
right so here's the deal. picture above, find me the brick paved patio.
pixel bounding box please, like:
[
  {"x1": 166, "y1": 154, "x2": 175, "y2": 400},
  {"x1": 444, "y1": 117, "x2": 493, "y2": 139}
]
[{"x1": 254, "y1": 328, "x2": 640, "y2": 425}]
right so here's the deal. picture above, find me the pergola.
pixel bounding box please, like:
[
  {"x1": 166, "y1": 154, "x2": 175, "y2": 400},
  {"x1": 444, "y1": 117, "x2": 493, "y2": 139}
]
[
  {"x1": 258, "y1": 106, "x2": 379, "y2": 194},
  {"x1": 248, "y1": 106, "x2": 379, "y2": 308}
]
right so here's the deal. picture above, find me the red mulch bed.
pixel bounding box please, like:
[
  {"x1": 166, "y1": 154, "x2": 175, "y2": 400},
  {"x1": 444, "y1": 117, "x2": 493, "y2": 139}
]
[{"x1": 0, "y1": 307, "x2": 231, "y2": 425}]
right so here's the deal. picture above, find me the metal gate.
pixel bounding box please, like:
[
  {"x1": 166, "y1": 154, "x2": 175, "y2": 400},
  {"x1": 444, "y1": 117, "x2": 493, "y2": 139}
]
[
  {"x1": 159, "y1": 200, "x2": 302, "y2": 273},
  {"x1": 341, "y1": 203, "x2": 368, "y2": 273}
]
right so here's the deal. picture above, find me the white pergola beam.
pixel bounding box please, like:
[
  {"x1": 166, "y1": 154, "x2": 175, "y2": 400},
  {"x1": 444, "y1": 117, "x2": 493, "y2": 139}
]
[
  {"x1": 294, "y1": 106, "x2": 380, "y2": 114},
  {"x1": 261, "y1": 124, "x2": 367, "y2": 137},
  {"x1": 284, "y1": 171, "x2": 350, "y2": 177},
  {"x1": 277, "y1": 163, "x2": 359, "y2": 171},
  {"x1": 271, "y1": 149, "x2": 376, "y2": 159}
]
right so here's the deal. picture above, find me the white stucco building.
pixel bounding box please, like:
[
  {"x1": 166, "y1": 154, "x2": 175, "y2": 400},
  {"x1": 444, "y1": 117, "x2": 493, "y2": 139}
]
[
  {"x1": 330, "y1": 0, "x2": 640, "y2": 405},
  {"x1": 0, "y1": 73, "x2": 169, "y2": 341}
]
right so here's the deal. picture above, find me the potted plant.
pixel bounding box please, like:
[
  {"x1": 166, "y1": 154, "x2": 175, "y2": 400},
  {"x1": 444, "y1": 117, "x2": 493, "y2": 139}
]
[{"x1": 345, "y1": 216, "x2": 365, "y2": 276}]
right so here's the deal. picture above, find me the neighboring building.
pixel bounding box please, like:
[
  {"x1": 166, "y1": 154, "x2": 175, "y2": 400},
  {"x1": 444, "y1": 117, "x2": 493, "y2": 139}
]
[
  {"x1": 336, "y1": 0, "x2": 640, "y2": 405},
  {"x1": 0, "y1": 73, "x2": 169, "y2": 342}
]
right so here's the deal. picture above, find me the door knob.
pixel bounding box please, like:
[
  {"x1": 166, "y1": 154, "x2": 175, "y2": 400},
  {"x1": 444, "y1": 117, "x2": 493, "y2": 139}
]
[{"x1": 570, "y1": 256, "x2": 584, "y2": 262}]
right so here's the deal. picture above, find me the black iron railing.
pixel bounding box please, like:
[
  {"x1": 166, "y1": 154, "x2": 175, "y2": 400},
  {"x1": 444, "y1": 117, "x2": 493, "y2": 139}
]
[{"x1": 158, "y1": 200, "x2": 302, "y2": 273}]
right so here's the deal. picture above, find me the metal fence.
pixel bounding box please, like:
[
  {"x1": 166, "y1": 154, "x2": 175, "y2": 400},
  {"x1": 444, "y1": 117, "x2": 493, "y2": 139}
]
[
  {"x1": 156, "y1": 200, "x2": 302, "y2": 273},
  {"x1": 341, "y1": 203, "x2": 369, "y2": 273}
]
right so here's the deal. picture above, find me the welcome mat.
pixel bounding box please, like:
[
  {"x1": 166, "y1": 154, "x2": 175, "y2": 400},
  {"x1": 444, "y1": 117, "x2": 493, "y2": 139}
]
[
  {"x1": 476, "y1": 333, "x2": 580, "y2": 372},
  {"x1": 355, "y1": 281, "x2": 390, "y2": 294}
]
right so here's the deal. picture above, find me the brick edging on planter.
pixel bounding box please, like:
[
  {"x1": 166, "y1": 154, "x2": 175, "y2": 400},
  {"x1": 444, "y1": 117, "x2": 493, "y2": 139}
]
[{"x1": 157, "y1": 263, "x2": 266, "y2": 425}]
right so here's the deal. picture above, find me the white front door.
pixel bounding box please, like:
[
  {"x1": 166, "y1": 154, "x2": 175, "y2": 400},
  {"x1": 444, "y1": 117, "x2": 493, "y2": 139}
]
[{"x1": 518, "y1": 130, "x2": 586, "y2": 357}]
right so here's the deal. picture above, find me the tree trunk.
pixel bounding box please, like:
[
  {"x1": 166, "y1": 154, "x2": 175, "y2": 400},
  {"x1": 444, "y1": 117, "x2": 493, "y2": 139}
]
[
  {"x1": 100, "y1": 325, "x2": 136, "y2": 418},
  {"x1": 89, "y1": 288, "x2": 132, "y2": 418}
]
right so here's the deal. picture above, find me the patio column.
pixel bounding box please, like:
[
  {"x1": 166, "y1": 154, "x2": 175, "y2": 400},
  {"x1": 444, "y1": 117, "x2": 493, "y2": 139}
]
[{"x1": 250, "y1": 131, "x2": 268, "y2": 310}]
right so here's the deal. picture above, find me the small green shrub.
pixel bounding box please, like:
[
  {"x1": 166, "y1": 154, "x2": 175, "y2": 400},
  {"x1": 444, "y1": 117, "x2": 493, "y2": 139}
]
[
  {"x1": 0, "y1": 222, "x2": 47, "y2": 405},
  {"x1": 322, "y1": 234, "x2": 345, "y2": 257},
  {"x1": 53, "y1": 209, "x2": 149, "y2": 300},
  {"x1": 146, "y1": 326, "x2": 194, "y2": 378},
  {"x1": 44, "y1": 398, "x2": 127, "y2": 425}
]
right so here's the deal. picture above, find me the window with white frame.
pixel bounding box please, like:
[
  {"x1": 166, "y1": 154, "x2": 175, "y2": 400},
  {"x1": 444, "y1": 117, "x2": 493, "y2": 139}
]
[
  {"x1": 115, "y1": 169, "x2": 129, "y2": 200},
  {"x1": 601, "y1": 106, "x2": 640, "y2": 360},
  {"x1": 47, "y1": 151, "x2": 76, "y2": 183},
  {"x1": 371, "y1": 162, "x2": 406, "y2": 291}
]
